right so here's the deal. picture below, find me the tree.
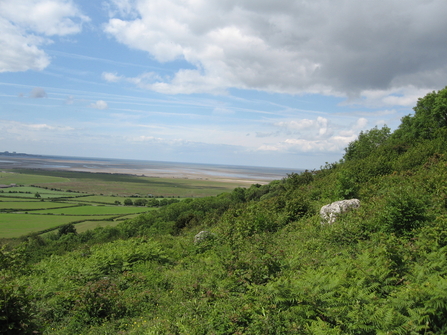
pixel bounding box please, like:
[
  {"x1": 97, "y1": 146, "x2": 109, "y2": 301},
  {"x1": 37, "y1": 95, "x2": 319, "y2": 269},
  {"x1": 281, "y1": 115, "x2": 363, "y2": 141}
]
[
  {"x1": 58, "y1": 223, "x2": 77, "y2": 237},
  {"x1": 133, "y1": 198, "x2": 148, "y2": 206},
  {"x1": 344, "y1": 125, "x2": 391, "y2": 161},
  {"x1": 393, "y1": 86, "x2": 447, "y2": 141},
  {"x1": 123, "y1": 199, "x2": 133, "y2": 206},
  {"x1": 34, "y1": 192, "x2": 41, "y2": 199}
]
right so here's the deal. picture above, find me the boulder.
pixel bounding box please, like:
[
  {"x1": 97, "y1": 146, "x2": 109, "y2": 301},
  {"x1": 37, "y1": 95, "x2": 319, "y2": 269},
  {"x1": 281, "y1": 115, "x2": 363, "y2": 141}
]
[
  {"x1": 320, "y1": 199, "x2": 360, "y2": 224},
  {"x1": 194, "y1": 230, "x2": 215, "y2": 244}
]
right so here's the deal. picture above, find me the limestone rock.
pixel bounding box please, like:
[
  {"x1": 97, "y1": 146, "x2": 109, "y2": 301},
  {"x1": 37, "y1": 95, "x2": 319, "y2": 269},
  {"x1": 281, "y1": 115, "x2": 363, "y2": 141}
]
[
  {"x1": 194, "y1": 230, "x2": 215, "y2": 244},
  {"x1": 320, "y1": 199, "x2": 361, "y2": 224}
]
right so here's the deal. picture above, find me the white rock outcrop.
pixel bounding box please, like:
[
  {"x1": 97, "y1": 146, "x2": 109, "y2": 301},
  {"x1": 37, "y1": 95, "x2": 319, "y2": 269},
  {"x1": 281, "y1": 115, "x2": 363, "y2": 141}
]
[
  {"x1": 320, "y1": 199, "x2": 361, "y2": 224},
  {"x1": 194, "y1": 230, "x2": 215, "y2": 244}
]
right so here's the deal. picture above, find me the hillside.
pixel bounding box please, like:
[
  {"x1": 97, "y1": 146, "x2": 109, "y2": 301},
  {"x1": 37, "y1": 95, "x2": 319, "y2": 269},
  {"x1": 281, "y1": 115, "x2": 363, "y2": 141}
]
[{"x1": 2, "y1": 87, "x2": 447, "y2": 334}]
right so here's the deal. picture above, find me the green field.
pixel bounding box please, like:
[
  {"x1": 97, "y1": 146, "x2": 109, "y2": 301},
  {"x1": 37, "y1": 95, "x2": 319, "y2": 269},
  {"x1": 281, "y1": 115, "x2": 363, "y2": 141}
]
[
  {"x1": 7, "y1": 169, "x2": 244, "y2": 197},
  {"x1": 0, "y1": 171, "x2": 69, "y2": 184},
  {"x1": 0, "y1": 168, "x2": 244, "y2": 238},
  {"x1": 0, "y1": 197, "x2": 43, "y2": 202},
  {"x1": 74, "y1": 220, "x2": 121, "y2": 233},
  {"x1": 0, "y1": 201, "x2": 78, "y2": 211},
  {"x1": 0, "y1": 186, "x2": 83, "y2": 198},
  {"x1": 33, "y1": 205, "x2": 153, "y2": 215},
  {"x1": 0, "y1": 213, "x2": 89, "y2": 238},
  {"x1": 72, "y1": 195, "x2": 148, "y2": 204}
]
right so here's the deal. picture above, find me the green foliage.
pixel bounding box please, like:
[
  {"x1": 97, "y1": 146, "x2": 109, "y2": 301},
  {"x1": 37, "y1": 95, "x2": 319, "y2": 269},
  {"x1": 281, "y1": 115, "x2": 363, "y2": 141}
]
[
  {"x1": 4, "y1": 88, "x2": 447, "y2": 335},
  {"x1": 335, "y1": 169, "x2": 359, "y2": 199},
  {"x1": 283, "y1": 170, "x2": 314, "y2": 191},
  {"x1": 344, "y1": 125, "x2": 391, "y2": 161},
  {"x1": 393, "y1": 86, "x2": 447, "y2": 142},
  {"x1": 72, "y1": 278, "x2": 126, "y2": 322},
  {"x1": 0, "y1": 276, "x2": 37, "y2": 334},
  {"x1": 133, "y1": 198, "x2": 147, "y2": 206},
  {"x1": 379, "y1": 186, "x2": 430, "y2": 235},
  {"x1": 230, "y1": 186, "x2": 246, "y2": 203},
  {"x1": 58, "y1": 223, "x2": 77, "y2": 237}
]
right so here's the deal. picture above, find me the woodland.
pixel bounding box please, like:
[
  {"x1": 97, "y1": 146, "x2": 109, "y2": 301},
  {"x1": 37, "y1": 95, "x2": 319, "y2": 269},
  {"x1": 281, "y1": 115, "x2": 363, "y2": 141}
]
[{"x1": 2, "y1": 87, "x2": 447, "y2": 334}]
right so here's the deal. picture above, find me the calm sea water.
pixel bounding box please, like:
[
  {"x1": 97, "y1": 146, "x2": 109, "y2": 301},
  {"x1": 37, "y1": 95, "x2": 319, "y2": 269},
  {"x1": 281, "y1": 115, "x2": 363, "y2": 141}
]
[{"x1": 0, "y1": 154, "x2": 302, "y2": 181}]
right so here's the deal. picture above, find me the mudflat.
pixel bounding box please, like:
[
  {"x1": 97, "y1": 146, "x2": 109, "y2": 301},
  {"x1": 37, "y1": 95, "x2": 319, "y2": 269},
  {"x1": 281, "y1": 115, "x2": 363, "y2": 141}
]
[{"x1": 0, "y1": 154, "x2": 295, "y2": 184}]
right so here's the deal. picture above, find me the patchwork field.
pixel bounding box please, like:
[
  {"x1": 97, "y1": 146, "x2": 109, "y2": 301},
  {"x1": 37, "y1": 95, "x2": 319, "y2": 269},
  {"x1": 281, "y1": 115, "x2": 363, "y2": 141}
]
[
  {"x1": 0, "y1": 201, "x2": 77, "y2": 210},
  {"x1": 74, "y1": 220, "x2": 121, "y2": 233},
  {"x1": 0, "y1": 213, "x2": 93, "y2": 238},
  {"x1": 0, "y1": 168, "x2": 246, "y2": 238},
  {"x1": 32, "y1": 205, "x2": 154, "y2": 215},
  {"x1": 3, "y1": 169, "x2": 246, "y2": 197},
  {"x1": 0, "y1": 186, "x2": 82, "y2": 199}
]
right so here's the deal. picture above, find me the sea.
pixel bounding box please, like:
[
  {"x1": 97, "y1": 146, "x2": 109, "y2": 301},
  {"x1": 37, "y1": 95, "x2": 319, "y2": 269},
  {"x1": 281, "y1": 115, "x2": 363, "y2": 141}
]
[{"x1": 0, "y1": 153, "x2": 302, "y2": 183}]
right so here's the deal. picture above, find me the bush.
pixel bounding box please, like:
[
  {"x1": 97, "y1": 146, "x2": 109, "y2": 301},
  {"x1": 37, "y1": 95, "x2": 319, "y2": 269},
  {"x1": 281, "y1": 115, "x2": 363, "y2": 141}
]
[
  {"x1": 379, "y1": 186, "x2": 430, "y2": 235},
  {"x1": 72, "y1": 278, "x2": 126, "y2": 323},
  {"x1": 335, "y1": 169, "x2": 359, "y2": 199},
  {"x1": 58, "y1": 223, "x2": 77, "y2": 237},
  {"x1": 0, "y1": 276, "x2": 37, "y2": 334}
]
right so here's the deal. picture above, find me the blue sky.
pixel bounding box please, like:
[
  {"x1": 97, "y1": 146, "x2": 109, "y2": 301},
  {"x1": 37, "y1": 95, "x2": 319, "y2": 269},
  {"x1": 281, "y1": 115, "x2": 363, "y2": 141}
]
[{"x1": 1, "y1": 0, "x2": 447, "y2": 169}]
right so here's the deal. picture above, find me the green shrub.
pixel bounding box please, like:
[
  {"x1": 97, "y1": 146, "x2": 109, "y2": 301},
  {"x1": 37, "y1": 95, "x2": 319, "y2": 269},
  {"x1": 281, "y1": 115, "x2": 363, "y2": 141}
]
[
  {"x1": 379, "y1": 186, "x2": 430, "y2": 235},
  {"x1": 72, "y1": 278, "x2": 126, "y2": 323},
  {"x1": 58, "y1": 223, "x2": 77, "y2": 237},
  {"x1": 335, "y1": 169, "x2": 359, "y2": 199},
  {"x1": 0, "y1": 276, "x2": 37, "y2": 334}
]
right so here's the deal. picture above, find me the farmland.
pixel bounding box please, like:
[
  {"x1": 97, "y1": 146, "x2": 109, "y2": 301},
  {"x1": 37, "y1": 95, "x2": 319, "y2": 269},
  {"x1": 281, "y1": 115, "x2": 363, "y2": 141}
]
[
  {"x1": 2, "y1": 169, "x2": 247, "y2": 197},
  {"x1": 0, "y1": 168, "x2": 244, "y2": 238}
]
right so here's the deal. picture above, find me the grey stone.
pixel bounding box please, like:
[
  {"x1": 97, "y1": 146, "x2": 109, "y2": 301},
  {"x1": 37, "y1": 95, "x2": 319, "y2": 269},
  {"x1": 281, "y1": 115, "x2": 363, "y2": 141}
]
[
  {"x1": 320, "y1": 199, "x2": 361, "y2": 224},
  {"x1": 194, "y1": 230, "x2": 215, "y2": 244}
]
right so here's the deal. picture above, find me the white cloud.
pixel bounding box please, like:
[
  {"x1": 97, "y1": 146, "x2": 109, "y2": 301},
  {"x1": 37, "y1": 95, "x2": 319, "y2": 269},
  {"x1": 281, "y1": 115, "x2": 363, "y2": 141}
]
[
  {"x1": 27, "y1": 123, "x2": 73, "y2": 131},
  {"x1": 0, "y1": 18, "x2": 50, "y2": 72},
  {"x1": 0, "y1": 0, "x2": 89, "y2": 73},
  {"x1": 258, "y1": 145, "x2": 280, "y2": 151},
  {"x1": 255, "y1": 115, "x2": 370, "y2": 154},
  {"x1": 0, "y1": 119, "x2": 74, "y2": 134},
  {"x1": 103, "y1": 0, "x2": 447, "y2": 103},
  {"x1": 102, "y1": 72, "x2": 122, "y2": 83},
  {"x1": 131, "y1": 135, "x2": 163, "y2": 142},
  {"x1": 0, "y1": 0, "x2": 89, "y2": 36},
  {"x1": 29, "y1": 87, "x2": 47, "y2": 98},
  {"x1": 89, "y1": 100, "x2": 109, "y2": 110},
  {"x1": 274, "y1": 117, "x2": 332, "y2": 140},
  {"x1": 344, "y1": 86, "x2": 435, "y2": 108}
]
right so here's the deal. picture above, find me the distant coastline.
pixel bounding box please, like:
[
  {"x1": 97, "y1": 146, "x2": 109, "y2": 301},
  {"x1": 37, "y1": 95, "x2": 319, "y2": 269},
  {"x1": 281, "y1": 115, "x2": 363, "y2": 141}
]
[{"x1": 0, "y1": 152, "x2": 301, "y2": 184}]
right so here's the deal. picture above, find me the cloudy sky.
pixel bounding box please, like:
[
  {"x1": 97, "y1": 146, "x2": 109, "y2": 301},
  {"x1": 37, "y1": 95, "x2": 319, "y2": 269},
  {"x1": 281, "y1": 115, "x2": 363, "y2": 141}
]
[{"x1": 1, "y1": 0, "x2": 446, "y2": 169}]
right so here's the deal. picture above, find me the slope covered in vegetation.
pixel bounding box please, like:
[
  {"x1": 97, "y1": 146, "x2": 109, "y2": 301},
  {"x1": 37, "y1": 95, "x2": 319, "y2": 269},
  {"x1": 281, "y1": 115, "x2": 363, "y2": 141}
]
[{"x1": 2, "y1": 87, "x2": 447, "y2": 334}]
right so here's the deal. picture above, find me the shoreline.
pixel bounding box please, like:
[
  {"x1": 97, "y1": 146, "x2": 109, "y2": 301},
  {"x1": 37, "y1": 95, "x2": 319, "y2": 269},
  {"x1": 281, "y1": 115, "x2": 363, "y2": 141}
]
[{"x1": 0, "y1": 155, "x2": 294, "y2": 185}]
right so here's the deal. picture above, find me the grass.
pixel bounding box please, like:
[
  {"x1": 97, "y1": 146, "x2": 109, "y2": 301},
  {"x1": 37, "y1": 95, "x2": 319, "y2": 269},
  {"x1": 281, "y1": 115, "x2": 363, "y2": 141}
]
[
  {"x1": 74, "y1": 220, "x2": 121, "y2": 233},
  {"x1": 72, "y1": 195, "x2": 150, "y2": 204},
  {"x1": 0, "y1": 197, "x2": 42, "y2": 202},
  {"x1": 0, "y1": 170, "x2": 69, "y2": 184},
  {"x1": 0, "y1": 201, "x2": 78, "y2": 210},
  {"x1": 0, "y1": 167, "x2": 250, "y2": 238},
  {"x1": 114, "y1": 213, "x2": 141, "y2": 221},
  {"x1": 0, "y1": 186, "x2": 83, "y2": 198},
  {"x1": 72, "y1": 195, "x2": 182, "y2": 205},
  {"x1": 8, "y1": 169, "x2": 245, "y2": 197},
  {"x1": 0, "y1": 213, "x2": 85, "y2": 238},
  {"x1": 33, "y1": 206, "x2": 155, "y2": 215}
]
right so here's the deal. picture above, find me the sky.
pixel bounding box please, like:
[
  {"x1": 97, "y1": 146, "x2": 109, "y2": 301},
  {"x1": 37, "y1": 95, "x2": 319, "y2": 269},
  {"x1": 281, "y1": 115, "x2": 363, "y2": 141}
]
[{"x1": 1, "y1": 0, "x2": 447, "y2": 170}]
